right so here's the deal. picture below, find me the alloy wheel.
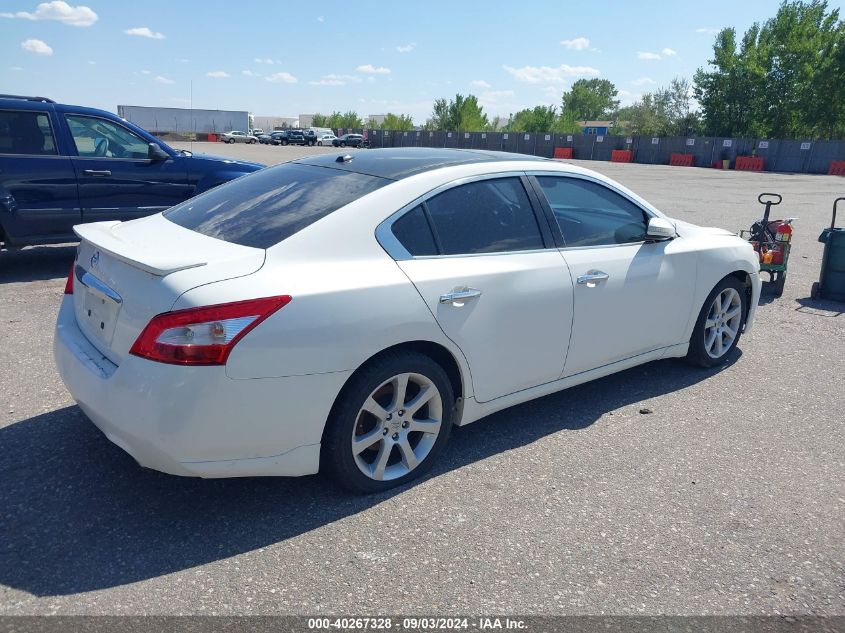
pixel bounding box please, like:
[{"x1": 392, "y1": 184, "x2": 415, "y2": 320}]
[
  {"x1": 704, "y1": 287, "x2": 742, "y2": 359},
  {"x1": 351, "y1": 372, "x2": 443, "y2": 481}
]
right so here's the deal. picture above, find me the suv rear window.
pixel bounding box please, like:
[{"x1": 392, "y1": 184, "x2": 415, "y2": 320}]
[
  {"x1": 164, "y1": 163, "x2": 388, "y2": 248},
  {"x1": 0, "y1": 110, "x2": 57, "y2": 155}
]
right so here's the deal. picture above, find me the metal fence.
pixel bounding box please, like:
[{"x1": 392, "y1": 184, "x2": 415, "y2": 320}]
[{"x1": 350, "y1": 130, "x2": 845, "y2": 175}]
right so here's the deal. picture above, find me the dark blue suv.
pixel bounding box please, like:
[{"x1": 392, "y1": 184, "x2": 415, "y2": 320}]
[{"x1": 0, "y1": 95, "x2": 264, "y2": 249}]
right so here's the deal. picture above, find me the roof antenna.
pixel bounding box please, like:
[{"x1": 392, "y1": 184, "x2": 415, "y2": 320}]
[{"x1": 336, "y1": 154, "x2": 353, "y2": 163}]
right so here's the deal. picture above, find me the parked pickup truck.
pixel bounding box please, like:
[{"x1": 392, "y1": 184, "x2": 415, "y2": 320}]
[{"x1": 0, "y1": 95, "x2": 264, "y2": 250}]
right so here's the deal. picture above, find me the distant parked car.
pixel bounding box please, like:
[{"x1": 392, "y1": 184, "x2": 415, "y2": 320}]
[
  {"x1": 332, "y1": 133, "x2": 366, "y2": 148},
  {"x1": 303, "y1": 130, "x2": 318, "y2": 146},
  {"x1": 250, "y1": 128, "x2": 264, "y2": 137},
  {"x1": 0, "y1": 94, "x2": 263, "y2": 250},
  {"x1": 316, "y1": 133, "x2": 337, "y2": 146},
  {"x1": 273, "y1": 130, "x2": 306, "y2": 146},
  {"x1": 221, "y1": 131, "x2": 258, "y2": 144},
  {"x1": 257, "y1": 133, "x2": 274, "y2": 145}
]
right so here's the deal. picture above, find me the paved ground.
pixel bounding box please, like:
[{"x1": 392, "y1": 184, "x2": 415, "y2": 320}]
[{"x1": 1, "y1": 144, "x2": 843, "y2": 616}]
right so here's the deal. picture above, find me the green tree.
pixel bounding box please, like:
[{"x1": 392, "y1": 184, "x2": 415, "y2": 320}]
[
  {"x1": 561, "y1": 79, "x2": 619, "y2": 122},
  {"x1": 424, "y1": 94, "x2": 489, "y2": 131},
  {"x1": 615, "y1": 78, "x2": 702, "y2": 137},
  {"x1": 694, "y1": 1, "x2": 845, "y2": 139},
  {"x1": 507, "y1": 105, "x2": 558, "y2": 133},
  {"x1": 325, "y1": 111, "x2": 363, "y2": 130},
  {"x1": 373, "y1": 113, "x2": 415, "y2": 130},
  {"x1": 311, "y1": 113, "x2": 330, "y2": 127}
]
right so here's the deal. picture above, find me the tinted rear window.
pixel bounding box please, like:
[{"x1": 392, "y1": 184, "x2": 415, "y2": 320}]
[{"x1": 164, "y1": 163, "x2": 388, "y2": 248}]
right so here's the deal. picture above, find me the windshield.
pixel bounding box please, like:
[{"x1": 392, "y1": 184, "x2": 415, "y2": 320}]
[{"x1": 164, "y1": 162, "x2": 389, "y2": 248}]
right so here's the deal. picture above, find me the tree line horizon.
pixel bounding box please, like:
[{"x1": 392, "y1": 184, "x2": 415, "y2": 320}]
[{"x1": 311, "y1": 1, "x2": 843, "y2": 141}]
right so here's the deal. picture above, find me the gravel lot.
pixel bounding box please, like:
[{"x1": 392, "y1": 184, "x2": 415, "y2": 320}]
[{"x1": 1, "y1": 143, "x2": 843, "y2": 616}]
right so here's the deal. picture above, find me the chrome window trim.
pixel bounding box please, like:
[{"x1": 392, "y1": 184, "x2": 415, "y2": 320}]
[
  {"x1": 375, "y1": 171, "x2": 552, "y2": 261},
  {"x1": 526, "y1": 170, "x2": 657, "y2": 250}
]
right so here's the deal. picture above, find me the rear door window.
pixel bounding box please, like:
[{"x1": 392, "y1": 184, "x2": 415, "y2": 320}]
[
  {"x1": 424, "y1": 177, "x2": 544, "y2": 255},
  {"x1": 0, "y1": 110, "x2": 57, "y2": 155},
  {"x1": 164, "y1": 162, "x2": 388, "y2": 248}
]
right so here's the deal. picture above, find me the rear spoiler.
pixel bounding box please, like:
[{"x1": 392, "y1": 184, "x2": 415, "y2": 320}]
[{"x1": 74, "y1": 221, "x2": 207, "y2": 276}]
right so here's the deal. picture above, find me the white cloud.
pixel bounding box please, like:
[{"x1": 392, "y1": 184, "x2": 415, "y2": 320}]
[
  {"x1": 154, "y1": 75, "x2": 174, "y2": 84},
  {"x1": 631, "y1": 77, "x2": 655, "y2": 86},
  {"x1": 266, "y1": 71, "x2": 297, "y2": 84},
  {"x1": 661, "y1": 48, "x2": 677, "y2": 57},
  {"x1": 20, "y1": 38, "x2": 52, "y2": 55},
  {"x1": 206, "y1": 70, "x2": 230, "y2": 78},
  {"x1": 309, "y1": 73, "x2": 360, "y2": 86},
  {"x1": 396, "y1": 43, "x2": 416, "y2": 53},
  {"x1": 254, "y1": 57, "x2": 282, "y2": 65},
  {"x1": 140, "y1": 69, "x2": 151, "y2": 75},
  {"x1": 637, "y1": 51, "x2": 662, "y2": 60},
  {"x1": 317, "y1": 15, "x2": 324, "y2": 22},
  {"x1": 696, "y1": 27, "x2": 720, "y2": 34},
  {"x1": 177, "y1": 58, "x2": 190, "y2": 63},
  {"x1": 241, "y1": 69, "x2": 260, "y2": 77},
  {"x1": 125, "y1": 26, "x2": 165, "y2": 39},
  {"x1": 87, "y1": 60, "x2": 95, "y2": 64},
  {"x1": 502, "y1": 63, "x2": 599, "y2": 85},
  {"x1": 618, "y1": 89, "x2": 641, "y2": 105},
  {"x1": 356, "y1": 64, "x2": 391, "y2": 74},
  {"x1": 560, "y1": 37, "x2": 590, "y2": 51},
  {"x1": 470, "y1": 79, "x2": 491, "y2": 89},
  {"x1": 10, "y1": 66, "x2": 24, "y2": 71},
  {"x1": 0, "y1": 1, "x2": 97, "y2": 26}
]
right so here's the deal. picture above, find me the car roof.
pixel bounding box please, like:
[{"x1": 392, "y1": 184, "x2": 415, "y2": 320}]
[{"x1": 293, "y1": 147, "x2": 549, "y2": 180}]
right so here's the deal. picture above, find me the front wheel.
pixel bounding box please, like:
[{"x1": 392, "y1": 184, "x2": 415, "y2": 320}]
[
  {"x1": 227, "y1": 138, "x2": 235, "y2": 144},
  {"x1": 317, "y1": 141, "x2": 323, "y2": 146},
  {"x1": 686, "y1": 276, "x2": 747, "y2": 367},
  {"x1": 322, "y1": 352, "x2": 454, "y2": 494},
  {"x1": 340, "y1": 141, "x2": 346, "y2": 147}
]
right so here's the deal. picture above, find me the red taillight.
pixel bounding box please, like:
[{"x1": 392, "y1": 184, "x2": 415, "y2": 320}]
[
  {"x1": 64, "y1": 263, "x2": 74, "y2": 295},
  {"x1": 129, "y1": 295, "x2": 292, "y2": 366}
]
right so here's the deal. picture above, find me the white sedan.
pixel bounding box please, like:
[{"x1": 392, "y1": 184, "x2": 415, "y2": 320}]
[
  {"x1": 316, "y1": 133, "x2": 337, "y2": 146},
  {"x1": 54, "y1": 148, "x2": 761, "y2": 493}
]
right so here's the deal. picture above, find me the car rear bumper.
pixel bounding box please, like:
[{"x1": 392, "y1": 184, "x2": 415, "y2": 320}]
[{"x1": 53, "y1": 297, "x2": 351, "y2": 478}]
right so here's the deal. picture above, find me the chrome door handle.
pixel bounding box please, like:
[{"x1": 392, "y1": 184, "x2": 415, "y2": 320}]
[
  {"x1": 439, "y1": 286, "x2": 482, "y2": 304},
  {"x1": 576, "y1": 271, "x2": 610, "y2": 286},
  {"x1": 83, "y1": 169, "x2": 111, "y2": 177}
]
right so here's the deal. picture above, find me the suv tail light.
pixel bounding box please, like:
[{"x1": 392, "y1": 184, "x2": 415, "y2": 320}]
[
  {"x1": 64, "y1": 263, "x2": 75, "y2": 294},
  {"x1": 130, "y1": 296, "x2": 291, "y2": 366}
]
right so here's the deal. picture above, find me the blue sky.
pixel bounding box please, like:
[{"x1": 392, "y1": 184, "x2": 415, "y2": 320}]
[{"x1": 2, "y1": 0, "x2": 843, "y2": 123}]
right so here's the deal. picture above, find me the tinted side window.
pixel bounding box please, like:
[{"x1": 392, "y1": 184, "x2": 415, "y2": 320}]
[
  {"x1": 0, "y1": 110, "x2": 57, "y2": 155},
  {"x1": 537, "y1": 177, "x2": 648, "y2": 247},
  {"x1": 391, "y1": 205, "x2": 438, "y2": 256},
  {"x1": 425, "y1": 178, "x2": 543, "y2": 255},
  {"x1": 164, "y1": 163, "x2": 387, "y2": 248}
]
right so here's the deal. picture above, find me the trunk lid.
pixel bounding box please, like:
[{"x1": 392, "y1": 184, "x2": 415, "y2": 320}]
[{"x1": 72, "y1": 214, "x2": 265, "y2": 365}]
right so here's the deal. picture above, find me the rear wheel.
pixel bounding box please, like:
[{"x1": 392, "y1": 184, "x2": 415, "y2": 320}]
[
  {"x1": 227, "y1": 138, "x2": 235, "y2": 144},
  {"x1": 322, "y1": 352, "x2": 454, "y2": 494},
  {"x1": 340, "y1": 141, "x2": 346, "y2": 147},
  {"x1": 282, "y1": 140, "x2": 288, "y2": 146},
  {"x1": 773, "y1": 272, "x2": 786, "y2": 297},
  {"x1": 686, "y1": 277, "x2": 747, "y2": 367}
]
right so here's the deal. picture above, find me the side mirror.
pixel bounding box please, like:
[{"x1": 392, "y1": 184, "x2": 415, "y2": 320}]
[
  {"x1": 646, "y1": 217, "x2": 676, "y2": 241},
  {"x1": 148, "y1": 142, "x2": 169, "y2": 161}
]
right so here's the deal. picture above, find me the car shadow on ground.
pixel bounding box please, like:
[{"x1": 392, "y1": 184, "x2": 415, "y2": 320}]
[
  {"x1": 0, "y1": 246, "x2": 76, "y2": 284},
  {"x1": 0, "y1": 352, "x2": 738, "y2": 597}
]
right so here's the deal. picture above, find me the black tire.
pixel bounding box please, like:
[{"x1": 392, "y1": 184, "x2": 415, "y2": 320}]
[
  {"x1": 317, "y1": 141, "x2": 323, "y2": 146},
  {"x1": 340, "y1": 141, "x2": 346, "y2": 147},
  {"x1": 249, "y1": 139, "x2": 256, "y2": 144},
  {"x1": 686, "y1": 276, "x2": 748, "y2": 368},
  {"x1": 282, "y1": 140, "x2": 288, "y2": 146},
  {"x1": 811, "y1": 281, "x2": 820, "y2": 299},
  {"x1": 773, "y1": 271, "x2": 786, "y2": 297},
  {"x1": 322, "y1": 351, "x2": 454, "y2": 494},
  {"x1": 227, "y1": 138, "x2": 235, "y2": 144}
]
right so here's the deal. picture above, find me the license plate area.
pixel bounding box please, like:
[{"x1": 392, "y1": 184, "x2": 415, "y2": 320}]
[{"x1": 75, "y1": 267, "x2": 122, "y2": 344}]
